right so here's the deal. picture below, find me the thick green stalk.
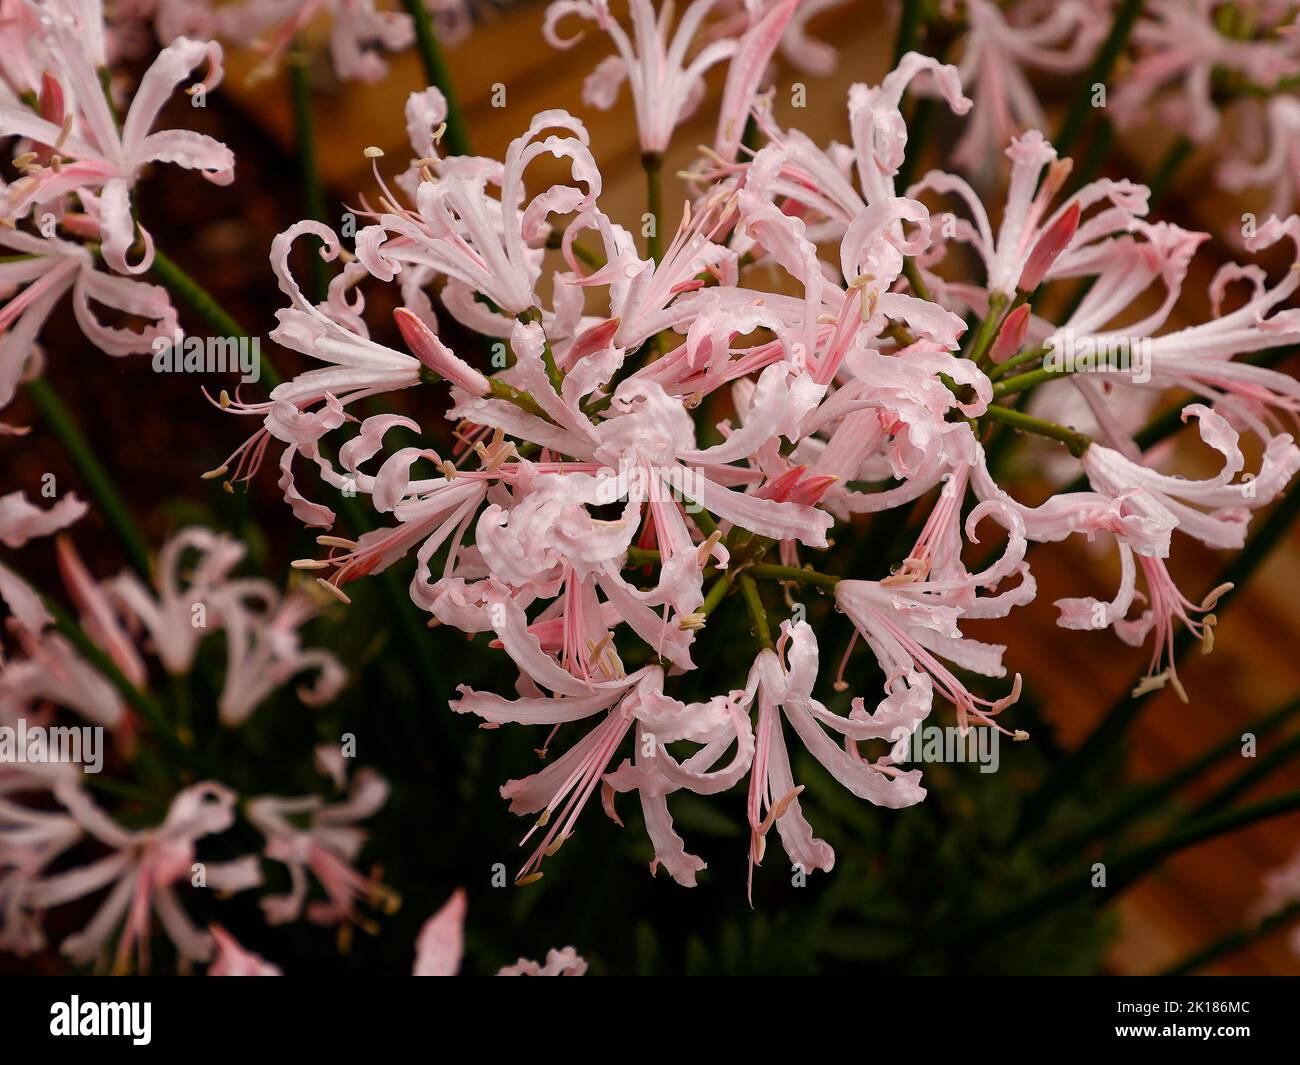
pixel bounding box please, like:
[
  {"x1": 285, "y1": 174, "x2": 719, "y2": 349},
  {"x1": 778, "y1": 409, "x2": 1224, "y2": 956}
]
[
  {"x1": 748, "y1": 562, "x2": 840, "y2": 591},
  {"x1": 402, "y1": 0, "x2": 471, "y2": 157},
  {"x1": 738, "y1": 573, "x2": 772, "y2": 649},
  {"x1": 893, "y1": 0, "x2": 924, "y2": 63},
  {"x1": 982, "y1": 405, "x2": 1091, "y2": 457},
  {"x1": 1147, "y1": 136, "x2": 1194, "y2": 207},
  {"x1": 24, "y1": 379, "x2": 152, "y2": 579}
]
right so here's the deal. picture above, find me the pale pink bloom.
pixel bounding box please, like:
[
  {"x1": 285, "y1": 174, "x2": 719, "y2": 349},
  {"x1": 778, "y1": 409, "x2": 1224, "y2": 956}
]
[
  {"x1": 744, "y1": 620, "x2": 926, "y2": 887},
  {"x1": 0, "y1": 223, "x2": 177, "y2": 426},
  {"x1": 712, "y1": 0, "x2": 800, "y2": 162},
  {"x1": 414, "y1": 887, "x2": 587, "y2": 975},
  {"x1": 603, "y1": 678, "x2": 756, "y2": 886},
  {"x1": 912, "y1": 130, "x2": 1149, "y2": 299},
  {"x1": 1076, "y1": 406, "x2": 1299, "y2": 698},
  {"x1": 544, "y1": 0, "x2": 738, "y2": 154},
  {"x1": 1085, "y1": 405, "x2": 1300, "y2": 552},
  {"x1": 0, "y1": 491, "x2": 86, "y2": 643},
  {"x1": 945, "y1": 0, "x2": 1104, "y2": 172},
  {"x1": 0, "y1": 791, "x2": 83, "y2": 954},
  {"x1": 213, "y1": 586, "x2": 346, "y2": 726},
  {"x1": 1128, "y1": 216, "x2": 1300, "y2": 427},
  {"x1": 207, "y1": 924, "x2": 283, "y2": 975},
  {"x1": 216, "y1": 221, "x2": 423, "y2": 527},
  {"x1": 0, "y1": 624, "x2": 128, "y2": 732},
  {"x1": 104, "y1": 527, "x2": 247, "y2": 674},
  {"x1": 356, "y1": 111, "x2": 601, "y2": 329},
  {"x1": 834, "y1": 488, "x2": 1030, "y2": 737},
  {"x1": 1112, "y1": 0, "x2": 1300, "y2": 143},
  {"x1": 720, "y1": 51, "x2": 969, "y2": 238},
  {"x1": 247, "y1": 768, "x2": 391, "y2": 927},
  {"x1": 454, "y1": 667, "x2": 673, "y2": 883},
  {"x1": 207, "y1": 0, "x2": 413, "y2": 84},
  {"x1": 23, "y1": 782, "x2": 260, "y2": 972},
  {"x1": 1, "y1": 17, "x2": 233, "y2": 274},
  {"x1": 1219, "y1": 97, "x2": 1300, "y2": 228}
]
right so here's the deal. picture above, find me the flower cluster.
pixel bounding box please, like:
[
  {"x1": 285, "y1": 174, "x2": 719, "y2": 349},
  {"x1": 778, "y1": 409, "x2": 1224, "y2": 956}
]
[
  {"x1": 196, "y1": 2, "x2": 1299, "y2": 889},
  {"x1": 3, "y1": 0, "x2": 1300, "y2": 975}
]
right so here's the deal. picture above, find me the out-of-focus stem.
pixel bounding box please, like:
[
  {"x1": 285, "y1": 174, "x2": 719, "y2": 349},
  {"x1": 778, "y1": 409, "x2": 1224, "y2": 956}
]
[
  {"x1": 643, "y1": 151, "x2": 664, "y2": 264},
  {"x1": 289, "y1": 46, "x2": 329, "y2": 303},
  {"x1": 24, "y1": 379, "x2": 152, "y2": 579},
  {"x1": 402, "y1": 0, "x2": 471, "y2": 157}
]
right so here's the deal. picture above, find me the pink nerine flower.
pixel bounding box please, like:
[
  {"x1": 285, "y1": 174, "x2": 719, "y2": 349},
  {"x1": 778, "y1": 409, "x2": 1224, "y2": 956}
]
[
  {"x1": 0, "y1": 228, "x2": 177, "y2": 427},
  {"x1": 544, "y1": 0, "x2": 739, "y2": 154},
  {"x1": 0, "y1": 491, "x2": 86, "y2": 645},
  {"x1": 1219, "y1": 96, "x2": 1300, "y2": 226},
  {"x1": 1, "y1": 12, "x2": 233, "y2": 273},
  {"x1": 1111, "y1": 0, "x2": 1300, "y2": 142},
  {"x1": 247, "y1": 768, "x2": 392, "y2": 927},
  {"x1": 21, "y1": 782, "x2": 261, "y2": 973},
  {"x1": 211, "y1": 0, "x2": 415, "y2": 85},
  {"x1": 946, "y1": 0, "x2": 1104, "y2": 173}
]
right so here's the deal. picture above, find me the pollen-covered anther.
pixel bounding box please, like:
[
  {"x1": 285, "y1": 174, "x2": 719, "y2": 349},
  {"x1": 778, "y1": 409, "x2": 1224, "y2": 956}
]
[{"x1": 315, "y1": 578, "x2": 352, "y2": 606}]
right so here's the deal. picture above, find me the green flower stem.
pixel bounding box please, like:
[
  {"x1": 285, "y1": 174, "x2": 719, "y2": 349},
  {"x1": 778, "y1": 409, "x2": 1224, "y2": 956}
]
[
  {"x1": 992, "y1": 365, "x2": 1063, "y2": 397},
  {"x1": 1184, "y1": 727, "x2": 1300, "y2": 824},
  {"x1": 901, "y1": 257, "x2": 931, "y2": 304},
  {"x1": 148, "y1": 250, "x2": 283, "y2": 390},
  {"x1": 402, "y1": 0, "x2": 471, "y2": 157},
  {"x1": 1054, "y1": 0, "x2": 1143, "y2": 155},
  {"x1": 1158, "y1": 901, "x2": 1300, "y2": 976},
  {"x1": 1044, "y1": 694, "x2": 1300, "y2": 862},
  {"x1": 1148, "y1": 136, "x2": 1194, "y2": 207},
  {"x1": 965, "y1": 291, "x2": 1009, "y2": 369},
  {"x1": 643, "y1": 151, "x2": 664, "y2": 265},
  {"x1": 289, "y1": 46, "x2": 329, "y2": 303},
  {"x1": 46, "y1": 597, "x2": 189, "y2": 764},
  {"x1": 988, "y1": 343, "x2": 1049, "y2": 381},
  {"x1": 981, "y1": 405, "x2": 1091, "y2": 457},
  {"x1": 975, "y1": 789, "x2": 1300, "y2": 940},
  {"x1": 23, "y1": 379, "x2": 152, "y2": 580},
  {"x1": 747, "y1": 562, "x2": 841, "y2": 591},
  {"x1": 698, "y1": 569, "x2": 735, "y2": 618},
  {"x1": 738, "y1": 573, "x2": 772, "y2": 650},
  {"x1": 1023, "y1": 483, "x2": 1300, "y2": 836},
  {"x1": 893, "y1": 0, "x2": 924, "y2": 64}
]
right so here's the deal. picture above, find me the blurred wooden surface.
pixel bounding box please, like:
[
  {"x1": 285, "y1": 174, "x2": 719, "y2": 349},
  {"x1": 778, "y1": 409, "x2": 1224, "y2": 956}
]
[{"x1": 217, "y1": 0, "x2": 1300, "y2": 973}]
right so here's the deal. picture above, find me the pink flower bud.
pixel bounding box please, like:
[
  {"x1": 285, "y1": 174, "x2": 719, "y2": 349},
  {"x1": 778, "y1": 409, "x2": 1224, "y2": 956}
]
[
  {"x1": 1018, "y1": 200, "x2": 1081, "y2": 291},
  {"x1": 394, "y1": 308, "x2": 490, "y2": 397},
  {"x1": 988, "y1": 302, "x2": 1032, "y2": 364}
]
